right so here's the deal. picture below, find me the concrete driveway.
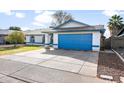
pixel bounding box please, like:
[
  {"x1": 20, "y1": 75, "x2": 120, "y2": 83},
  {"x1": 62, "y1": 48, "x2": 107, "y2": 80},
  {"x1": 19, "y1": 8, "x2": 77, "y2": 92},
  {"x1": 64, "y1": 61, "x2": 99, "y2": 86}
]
[{"x1": 0, "y1": 49, "x2": 113, "y2": 83}]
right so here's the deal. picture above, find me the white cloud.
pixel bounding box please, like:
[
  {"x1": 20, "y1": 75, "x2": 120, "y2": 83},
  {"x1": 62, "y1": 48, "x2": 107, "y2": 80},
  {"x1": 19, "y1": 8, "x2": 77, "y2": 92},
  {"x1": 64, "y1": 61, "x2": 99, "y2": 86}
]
[
  {"x1": 102, "y1": 10, "x2": 119, "y2": 17},
  {"x1": 15, "y1": 13, "x2": 25, "y2": 18},
  {"x1": 34, "y1": 10, "x2": 44, "y2": 14},
  {"x1": 32, "y1": 11, "x2": 55, "y2": 27},
  {"x1": 0, "y1": 10, "x2": 26, "y2": 18},
  {"x1": 32, "y1": 22, "x2": 45, "y2": 26},
  {"x1": 102, "y1": 10, "x2": 124, "y2": 17},
  {"x1": 0, "y1": 10, "x2": 13, "y2": 15},
  {"x1": 119, "y1": 12, "x2": 124, "y2": 14},
  {"x1": 21, "y1": 27, "x2": 30, "y2": 31}
]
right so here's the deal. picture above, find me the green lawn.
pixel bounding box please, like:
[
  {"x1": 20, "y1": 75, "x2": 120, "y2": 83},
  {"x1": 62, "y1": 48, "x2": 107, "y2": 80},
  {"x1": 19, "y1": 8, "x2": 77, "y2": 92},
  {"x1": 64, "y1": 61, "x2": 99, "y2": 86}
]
[{"x1": 0, "y1": 45, "x2": 42, "y2": 55}]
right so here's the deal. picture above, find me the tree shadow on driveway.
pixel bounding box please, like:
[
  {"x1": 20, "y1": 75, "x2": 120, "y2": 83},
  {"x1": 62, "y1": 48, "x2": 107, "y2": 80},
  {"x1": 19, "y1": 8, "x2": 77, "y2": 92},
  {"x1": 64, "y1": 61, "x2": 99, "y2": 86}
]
[{"x1": 41, "y1": 49, "x2": 98, "y2": 64}]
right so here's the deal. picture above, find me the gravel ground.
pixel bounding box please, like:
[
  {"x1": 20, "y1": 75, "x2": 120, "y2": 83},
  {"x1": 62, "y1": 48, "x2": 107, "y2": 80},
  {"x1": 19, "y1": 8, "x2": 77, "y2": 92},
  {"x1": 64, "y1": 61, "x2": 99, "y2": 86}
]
[
  {"x1": 115, "y1": 49, "x2": 124, "y2": 58},
  {"x1": 97, "y1": 50, "x2": 124, "y2": 83}
]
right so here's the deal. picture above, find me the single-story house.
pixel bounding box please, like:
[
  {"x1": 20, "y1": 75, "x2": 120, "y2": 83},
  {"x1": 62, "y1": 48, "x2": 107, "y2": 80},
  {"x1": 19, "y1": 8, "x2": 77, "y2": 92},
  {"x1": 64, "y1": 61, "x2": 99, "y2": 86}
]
[
  {"x1": 24, "y1": 29, "x2": 45, "y2": 45},
  {"x1": 0, "y1": 29, "x2": 9, "y2": 44},
  {"x1": 0, "y1": 29, "x2": 45, "y2": 45},
  {"x1": 43, "y1": 20, "x2": 105, "y2": 51}
]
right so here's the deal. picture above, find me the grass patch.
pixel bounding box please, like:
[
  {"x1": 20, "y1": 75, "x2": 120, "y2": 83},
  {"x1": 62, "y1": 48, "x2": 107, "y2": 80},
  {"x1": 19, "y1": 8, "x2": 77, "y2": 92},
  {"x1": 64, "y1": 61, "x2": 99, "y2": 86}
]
[{"x1": 0, "y1": 45, "x2": 42, "y2": 55}]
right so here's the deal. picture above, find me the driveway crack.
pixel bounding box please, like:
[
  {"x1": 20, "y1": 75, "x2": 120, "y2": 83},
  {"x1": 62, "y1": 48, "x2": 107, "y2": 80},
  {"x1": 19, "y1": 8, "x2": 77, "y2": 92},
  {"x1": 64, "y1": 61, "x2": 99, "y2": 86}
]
[{"x1": 77, "y1": 62, "x2": 85, "y2": 73}]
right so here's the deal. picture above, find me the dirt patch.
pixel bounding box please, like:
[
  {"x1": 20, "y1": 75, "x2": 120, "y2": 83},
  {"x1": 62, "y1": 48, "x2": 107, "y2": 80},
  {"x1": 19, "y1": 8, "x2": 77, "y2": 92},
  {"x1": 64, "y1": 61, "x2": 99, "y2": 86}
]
[
  {"x1": 115, "y1": 49, "x2": 124, "y2": 59},
  {"x1": 97, "y1": 50, "x2": 124, "y2": 82}
]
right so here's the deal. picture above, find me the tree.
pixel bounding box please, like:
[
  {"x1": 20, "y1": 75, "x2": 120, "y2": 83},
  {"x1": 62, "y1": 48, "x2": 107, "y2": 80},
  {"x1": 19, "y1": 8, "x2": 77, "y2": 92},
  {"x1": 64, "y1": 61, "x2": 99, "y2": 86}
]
[
  {"x1": 108, "y1": 14, "x2": 124, "y2": 36},
  {"x1": 5, "y1": 31, "x2": 25, "y2": 47},
  {"x1": 9, "y1": 26, "x2": 22, "y2": 31},
  {"x1": 51, "y1": 10, "x2": 73, "y2": 26}
]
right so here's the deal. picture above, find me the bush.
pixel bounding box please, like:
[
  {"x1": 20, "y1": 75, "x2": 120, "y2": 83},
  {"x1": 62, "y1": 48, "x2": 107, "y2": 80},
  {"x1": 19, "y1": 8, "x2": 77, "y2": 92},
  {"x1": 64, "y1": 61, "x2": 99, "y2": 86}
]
[{"x1": 5, "y1": 31, "x2": 25, "y2": 47}]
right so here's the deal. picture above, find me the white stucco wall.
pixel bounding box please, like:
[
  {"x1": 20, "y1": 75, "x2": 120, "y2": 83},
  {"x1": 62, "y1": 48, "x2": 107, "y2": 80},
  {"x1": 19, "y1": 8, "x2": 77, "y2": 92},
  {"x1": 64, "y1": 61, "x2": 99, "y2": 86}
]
[
  {"x1": 92, "y1": 32, "x2": 101, "y2": 51},
  {"x1": 53, "y1": 31, "x2": 101, "y2": 51},
  {"x1": 53, "y1": 33, "x2": 58, "y2": 48},
  {"x1": 45, "y1": 34, "x2": 51, "y2": 47}
]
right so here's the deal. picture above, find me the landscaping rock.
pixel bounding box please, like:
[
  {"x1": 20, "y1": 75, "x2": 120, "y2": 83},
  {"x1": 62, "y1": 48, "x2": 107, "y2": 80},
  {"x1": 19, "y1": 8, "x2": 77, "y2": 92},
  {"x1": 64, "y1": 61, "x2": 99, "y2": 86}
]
[{"x1": 97, "y1": 50, "x2": 124, "y2": 82}]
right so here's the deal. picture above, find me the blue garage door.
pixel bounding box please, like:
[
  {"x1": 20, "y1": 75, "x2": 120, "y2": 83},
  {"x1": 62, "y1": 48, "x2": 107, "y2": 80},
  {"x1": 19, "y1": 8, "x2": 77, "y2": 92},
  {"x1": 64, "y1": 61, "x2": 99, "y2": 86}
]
[{"x1": 58, "y1": 34, "x2": 92, "y2": 50}]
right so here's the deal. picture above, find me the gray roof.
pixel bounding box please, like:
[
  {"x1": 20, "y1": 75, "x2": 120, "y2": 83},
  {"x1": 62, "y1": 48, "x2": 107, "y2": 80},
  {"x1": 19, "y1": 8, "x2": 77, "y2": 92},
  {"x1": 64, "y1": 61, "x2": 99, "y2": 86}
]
[
  {"x1": 49, "y1": 19, "x2": 105, "y2": 34},
  {"x1": 43, "y1": 25, "x2": 105, "y2": 33},
  {"x1": 0, "y1": 29, "x2": 49, "y2": 35},
  {"x1": 0, "y1": 29, "x2": 9, "y2": 35},
  {"x1": 54, "y1": 25, "x2": 105, "y2": 30},
  {"x1": 51, "y1": 19, "x2": 105, "y2": 33},
  {"x1": 53, "y1": 19, "x2": 90, "y2": 29},
  {"x1": 24, "y1": 29, "x2": 51, "y2": 35}
]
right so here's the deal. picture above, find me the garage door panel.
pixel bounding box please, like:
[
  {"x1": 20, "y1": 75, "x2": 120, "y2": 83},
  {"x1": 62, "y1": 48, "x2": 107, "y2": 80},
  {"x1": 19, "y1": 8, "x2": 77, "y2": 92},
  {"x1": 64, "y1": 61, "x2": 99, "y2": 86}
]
[{"x1": 58, "y1": 34, "x2": 92, "y2": 50}]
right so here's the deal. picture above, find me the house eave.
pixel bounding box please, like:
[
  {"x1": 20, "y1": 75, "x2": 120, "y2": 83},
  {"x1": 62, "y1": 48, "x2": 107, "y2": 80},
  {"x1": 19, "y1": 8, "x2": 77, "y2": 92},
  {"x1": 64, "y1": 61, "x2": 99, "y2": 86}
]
[
  {"x1": 117, "y1": 34, "x2": 124, "y2": 37},
  {"x1": 117, "y1": 27, "x2": 124, "y2": 36},
  {"x1": 42, "y1": 29, "x2": 105, "y2": 33},
  {"x1": 55, "y1": 29, "x2": 105, "y2": 33}
]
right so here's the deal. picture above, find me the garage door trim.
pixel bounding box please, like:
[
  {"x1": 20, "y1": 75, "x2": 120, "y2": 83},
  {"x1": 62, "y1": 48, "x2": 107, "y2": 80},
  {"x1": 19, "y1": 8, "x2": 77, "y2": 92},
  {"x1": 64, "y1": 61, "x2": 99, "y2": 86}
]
[{"x1": 58, "y1": 34, "x2": 92, "y2": 50}]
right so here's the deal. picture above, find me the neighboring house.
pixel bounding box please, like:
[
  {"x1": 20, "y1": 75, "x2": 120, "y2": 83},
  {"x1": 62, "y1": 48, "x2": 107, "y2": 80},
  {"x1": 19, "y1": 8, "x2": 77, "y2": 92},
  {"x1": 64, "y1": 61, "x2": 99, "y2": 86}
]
[
  {"x1": 110, "y1": 27, "x2": 124, "y2": 49},
  {"x1": 0, "y1": 29, "x2": 9, "y2": 44},
  {"x1": 0, "y1": 29, "x2": 45, "y2": 45},
  {"x1": 24, "y1": 29, "x2": 45, "y2": 45},
  {"x1": 117, "y1": 27, "x2": 124, "y2": 37},
  {"x1": 43, "y1": 20, "x2": 105, "y2": 51}
]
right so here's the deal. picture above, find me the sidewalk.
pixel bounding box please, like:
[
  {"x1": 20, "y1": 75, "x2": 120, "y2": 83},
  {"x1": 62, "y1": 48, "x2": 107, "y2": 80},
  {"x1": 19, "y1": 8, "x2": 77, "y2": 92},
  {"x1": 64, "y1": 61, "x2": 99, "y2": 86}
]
[{"x1": 0, "y1": 58, "x2": 113, "y2": 83}]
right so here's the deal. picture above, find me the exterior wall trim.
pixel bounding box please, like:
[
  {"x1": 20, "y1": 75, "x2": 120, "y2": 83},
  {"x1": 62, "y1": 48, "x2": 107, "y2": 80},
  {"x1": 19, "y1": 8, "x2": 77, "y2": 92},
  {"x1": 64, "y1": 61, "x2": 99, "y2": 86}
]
[
  {"x1": 92, "y1": 45, "x2": 100, "y2": 47},
  {"x1": 53, "y1": 31, "x2": 101, "y2": 51},
  {"x1": 53, "y1": 30, "x2": 104, "y2": 33}
]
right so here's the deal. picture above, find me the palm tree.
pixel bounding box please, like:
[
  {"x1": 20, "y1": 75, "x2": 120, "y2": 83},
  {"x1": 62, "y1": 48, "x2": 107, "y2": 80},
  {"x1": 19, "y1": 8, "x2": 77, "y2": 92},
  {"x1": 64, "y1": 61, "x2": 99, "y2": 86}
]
[
  {"x1": 108, "y1": 14, "x2": 124, "y2": 36},
  {"x1": 51, "y1": 10, "x2": 73, "y2": 27}
]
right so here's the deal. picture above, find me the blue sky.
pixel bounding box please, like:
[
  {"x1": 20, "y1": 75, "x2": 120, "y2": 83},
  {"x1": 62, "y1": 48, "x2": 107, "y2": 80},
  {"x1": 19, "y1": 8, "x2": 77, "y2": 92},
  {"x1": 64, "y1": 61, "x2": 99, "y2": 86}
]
[{"x1": 0, "y1": 10, "x2": 124, "y2": 38}]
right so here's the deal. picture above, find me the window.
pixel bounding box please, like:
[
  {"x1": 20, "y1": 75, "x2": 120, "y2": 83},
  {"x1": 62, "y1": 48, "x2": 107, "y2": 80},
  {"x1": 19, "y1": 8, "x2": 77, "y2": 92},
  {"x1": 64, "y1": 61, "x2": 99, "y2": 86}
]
[{"x1": 30, "y1": 36, "x2": 35, "y2": 43}]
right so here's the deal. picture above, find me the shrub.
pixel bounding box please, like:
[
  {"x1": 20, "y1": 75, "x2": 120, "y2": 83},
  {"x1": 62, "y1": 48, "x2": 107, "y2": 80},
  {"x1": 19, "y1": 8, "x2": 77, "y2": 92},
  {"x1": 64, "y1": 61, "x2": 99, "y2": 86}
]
[{"x1": 5, "y1": 31, "x2": 25, "y2": 47}]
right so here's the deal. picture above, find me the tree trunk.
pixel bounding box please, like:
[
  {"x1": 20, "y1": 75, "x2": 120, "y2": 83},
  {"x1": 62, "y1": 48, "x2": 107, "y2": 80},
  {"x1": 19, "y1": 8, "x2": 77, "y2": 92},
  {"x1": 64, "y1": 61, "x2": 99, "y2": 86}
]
[{"x1": 14, "y1": 41, "x2": 17, "y2": 48}]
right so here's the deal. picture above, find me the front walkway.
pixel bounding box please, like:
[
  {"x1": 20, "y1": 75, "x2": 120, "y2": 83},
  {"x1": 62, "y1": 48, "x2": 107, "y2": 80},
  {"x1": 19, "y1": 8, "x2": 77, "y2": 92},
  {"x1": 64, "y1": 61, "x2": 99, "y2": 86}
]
[{"x1": 0, "y1": 49, "x2": 113, "y2": 83}]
